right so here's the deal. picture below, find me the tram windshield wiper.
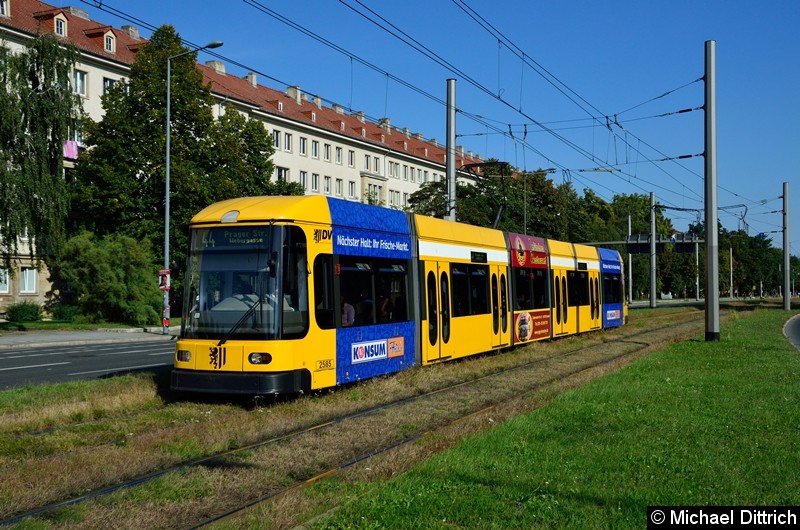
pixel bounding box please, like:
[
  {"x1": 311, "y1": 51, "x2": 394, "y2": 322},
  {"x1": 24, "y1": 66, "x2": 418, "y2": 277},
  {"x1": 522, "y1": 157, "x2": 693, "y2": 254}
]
[{"x1": 217, "y1": 296, "x2": 263, "y2": 347}]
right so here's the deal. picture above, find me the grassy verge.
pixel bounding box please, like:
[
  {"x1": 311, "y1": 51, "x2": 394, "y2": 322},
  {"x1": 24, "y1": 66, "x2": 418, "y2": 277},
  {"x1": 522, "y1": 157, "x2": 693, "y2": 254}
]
[{"x1": 308, "y1": 309, "x2": 800, "y2": 529}]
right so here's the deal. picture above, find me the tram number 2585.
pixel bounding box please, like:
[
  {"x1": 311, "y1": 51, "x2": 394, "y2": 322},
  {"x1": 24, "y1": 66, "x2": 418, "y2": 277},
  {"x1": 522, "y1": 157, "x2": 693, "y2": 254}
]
[{"x1": 315, "y1": 359, "x2": 334, "y2": 371}]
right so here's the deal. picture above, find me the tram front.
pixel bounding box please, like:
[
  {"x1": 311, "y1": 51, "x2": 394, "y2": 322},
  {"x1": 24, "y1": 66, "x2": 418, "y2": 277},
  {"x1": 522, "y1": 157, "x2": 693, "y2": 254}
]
[{"x1": 171, "y1": 223, "x2": 311, "y2": 394}]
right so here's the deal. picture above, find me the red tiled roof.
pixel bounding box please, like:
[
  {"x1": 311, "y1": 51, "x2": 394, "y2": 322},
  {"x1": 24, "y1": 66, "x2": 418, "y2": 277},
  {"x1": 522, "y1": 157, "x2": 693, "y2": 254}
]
[
  {"x1": 3, "y1": 0, "x2": 481, "y2": 168},
  {"x1": 8, "y1": 0, "x2": 142, "y2": 65}
]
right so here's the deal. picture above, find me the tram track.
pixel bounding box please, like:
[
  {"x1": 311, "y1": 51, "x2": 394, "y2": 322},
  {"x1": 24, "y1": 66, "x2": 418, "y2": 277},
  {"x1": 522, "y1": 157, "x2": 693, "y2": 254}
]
[{"x1": 0, "y1": 308, "x2": 711, "y2": 528}]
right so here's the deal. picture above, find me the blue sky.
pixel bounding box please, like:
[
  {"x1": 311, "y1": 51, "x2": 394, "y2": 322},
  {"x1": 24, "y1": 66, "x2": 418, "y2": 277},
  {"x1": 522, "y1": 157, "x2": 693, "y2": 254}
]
[{"x1": 75, "y1": 0, "x2": 799, "y2": 255}]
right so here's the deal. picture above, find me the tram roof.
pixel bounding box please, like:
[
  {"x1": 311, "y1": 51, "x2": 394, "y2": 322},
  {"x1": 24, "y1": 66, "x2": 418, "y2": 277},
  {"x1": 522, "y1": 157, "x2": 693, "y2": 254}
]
[{"x1": 190, "y1": 196, "x2": 332, "y2": 225}]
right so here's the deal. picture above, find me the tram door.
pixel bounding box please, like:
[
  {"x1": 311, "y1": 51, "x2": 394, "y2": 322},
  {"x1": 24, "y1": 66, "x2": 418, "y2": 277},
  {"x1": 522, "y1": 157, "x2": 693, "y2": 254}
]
[
  {"x1": 588, "y1": 270, "x2": 602, "y2": 331},
  {"x1": 551, "y1": 269, "x2": 570, "y2": 336},
  {"x1": 422, "y1": 261, "x2": 456, "y2": 363},
  {"x1": 491, "y1": 267, "x2": 511, "y2": 348}
]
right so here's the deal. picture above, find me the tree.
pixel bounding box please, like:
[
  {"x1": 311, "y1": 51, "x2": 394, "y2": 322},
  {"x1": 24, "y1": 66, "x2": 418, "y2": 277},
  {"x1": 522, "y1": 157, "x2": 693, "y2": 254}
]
[
  {"x1": 0, "y1": 35, "x2": 82, "y2": 270},
  {"x1": 48, "y1": 232, "x2": 161, "y2": 325},
  {"x1": 71, "y1": 25, "x2": 297, "y2": 269}
]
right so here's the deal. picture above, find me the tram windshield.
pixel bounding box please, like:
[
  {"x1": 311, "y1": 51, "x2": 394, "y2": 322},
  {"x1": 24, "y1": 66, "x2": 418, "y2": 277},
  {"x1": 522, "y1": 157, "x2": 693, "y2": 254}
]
[{"x1": 181, "y1": 225, "x2": 309, "y2": 341}]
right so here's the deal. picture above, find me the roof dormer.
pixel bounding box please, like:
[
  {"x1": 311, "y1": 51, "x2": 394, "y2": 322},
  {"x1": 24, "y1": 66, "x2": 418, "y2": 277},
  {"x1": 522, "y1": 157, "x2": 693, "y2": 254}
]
[
  {"x1": 54, "y1": 12, "x2": 67, "y2": 37},
  {"x1": 84, "y1": 26, "x2": 116, "y2": 54},
  {"x1": 104, "y1": 31, "x2": 115, "y2": 53},
  {"x1": 34, "y1": 9, "x2": 69, "y2": 37}
]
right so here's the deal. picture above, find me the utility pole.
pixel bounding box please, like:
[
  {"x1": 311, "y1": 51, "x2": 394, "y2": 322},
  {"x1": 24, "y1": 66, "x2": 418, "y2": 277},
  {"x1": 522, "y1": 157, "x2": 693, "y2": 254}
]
[
  {"x1": 704, "y1": 40, "x2": 720, "y2": 341},
  {"x1": 628, "y1": 214, "x2": 633, "y2": 303},
  {"x1": 445, "y1": 79, "x2": 456, "y2": 221},
  {"x1": 650, "y1": 192, "x2": 656, "y2": 308},
  {"x1": 784, "y1": 181, "x2": 791, "y2": 310}
]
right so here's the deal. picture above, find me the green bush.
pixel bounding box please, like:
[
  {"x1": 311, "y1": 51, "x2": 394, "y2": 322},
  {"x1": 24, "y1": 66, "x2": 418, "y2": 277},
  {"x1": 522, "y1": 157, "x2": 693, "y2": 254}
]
[
  {"x1": 47, "y1": 232, "x2": 162, "y2": 326},
  {"x1": 7, "y1": 301, "x2": 43, "y2": 322},
  {"x1": 49, "y1": 304, "x2": 82, "y2": 322}
]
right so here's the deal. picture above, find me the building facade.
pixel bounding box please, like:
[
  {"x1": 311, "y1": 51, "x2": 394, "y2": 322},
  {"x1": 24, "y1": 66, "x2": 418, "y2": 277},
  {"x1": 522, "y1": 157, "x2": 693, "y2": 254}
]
[{"x1": 0, "y1": 0, "x2": 482, "y2": 315}]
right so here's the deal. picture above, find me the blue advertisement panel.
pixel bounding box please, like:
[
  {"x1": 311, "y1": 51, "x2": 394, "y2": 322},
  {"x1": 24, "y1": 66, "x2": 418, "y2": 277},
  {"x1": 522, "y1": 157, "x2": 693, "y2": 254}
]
[
  {"x1": 327, "y1": 198, "x2": 411, "y2": 259},
  {"x1": 599, "y1": 247, "x2": 624, "y2": 328},
  {"x1": 335, "y1": 321, "x2": 416, "y2": 384},
  {"x1": 599, "y1": 247, "x2": 623, "y2": 273}
]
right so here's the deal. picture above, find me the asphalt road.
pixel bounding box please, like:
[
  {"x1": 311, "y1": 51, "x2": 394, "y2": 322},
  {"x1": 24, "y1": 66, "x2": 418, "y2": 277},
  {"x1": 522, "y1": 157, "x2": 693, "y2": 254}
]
[
  {"x1": 785, "y1": 314, "x2": 800, "y2": 351},
  {"x1": 0, "y1": 330, "x2": 176, "y2": 390}
]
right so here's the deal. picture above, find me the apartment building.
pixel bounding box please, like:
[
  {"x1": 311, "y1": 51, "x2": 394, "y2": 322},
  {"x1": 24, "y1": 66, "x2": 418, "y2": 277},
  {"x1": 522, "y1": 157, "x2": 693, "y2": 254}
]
[{"x1": 0, "y1": 0, "x2": 482, "y2": 313}]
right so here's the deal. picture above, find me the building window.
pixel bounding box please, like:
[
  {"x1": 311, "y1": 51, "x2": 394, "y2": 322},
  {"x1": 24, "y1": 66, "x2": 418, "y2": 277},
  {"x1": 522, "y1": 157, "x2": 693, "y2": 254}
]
[
  {"x1": 103, "y1": 77, "x2": 116, "y2": 94},
  {"x1": 373, "y1": 157, "x2": 380, "y2": 174},
  {"x1": 276, "y1": 167, "x2": 289, "y2": 182},
  {"x1": 55, "y1": 18, "x2": 66, "y2": 37},
  {"x1": 105, "y1": 34, "x2": 115, "y2": 53},
  {"x1": 272, "y1": 130, "x2": 280, "y2": 149},
  {"x1": 299, "y1": 171, "x2": 308, "y2": 189},
  {"x1": 0, "y1": 269, "x2": 8, "y2": 294},
  {"x1": 403, "y1": 165, "x2": 408, "y2": 180},
  {"x1": 403, "y1": 193, "x2": 409, "y2": 207},
  {"x1": 72, "y1": 70, "x2": 87, "y2": 97},
  {"x1": 311, "y1": 140, "x2": 319, "y2": 159},
  {"x1": 324, "y1": 176, "x2": 332, "y2": 194},
  {"x1": 311, "y1": 173, "x2": 319, "y2": 192},
  {"x1": 284, "y1": 132, "x2": 292, "y2": 152},
  {"x1": 364, "y1": 154, "x2": 370, "y2": 171},
  {"x1": 20, "y1": 268, "x2": 36, "y2": 294},
  {"x1": 323, "y1": 143, "x2": 331, "y2": 162},
  {"x1": 348, "y1": 181, "x2": 356, "y2": 198},
  {"x1": 335, "y1": 147, "x2": 342, "y2": 165},
  {"x1": 335, "y1": 178, "x2": 343, "y2": 196},
  {"x1": 0, "y1": 1, "x2": 9, "y2": 17},
  {"x1": 70, "y1": 120, "x2": 84, "y2": 145},
  {"x1": 348, "y1": 150, "x2": 355, "y2": 168},
  {"x1": 299, "y1": 137, "x2": 307, "y2": 156}
]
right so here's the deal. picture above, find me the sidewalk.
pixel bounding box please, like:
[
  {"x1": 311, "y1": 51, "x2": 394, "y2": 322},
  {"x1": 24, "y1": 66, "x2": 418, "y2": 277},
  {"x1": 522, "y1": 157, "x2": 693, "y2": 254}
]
[{"x1": 0, "y1": 327, "x2": 179, "y2": 350}]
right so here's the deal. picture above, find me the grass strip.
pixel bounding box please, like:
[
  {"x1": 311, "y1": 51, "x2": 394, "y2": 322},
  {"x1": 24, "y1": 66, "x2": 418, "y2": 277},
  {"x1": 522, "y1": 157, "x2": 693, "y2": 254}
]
[{"x1": 310, "y1": 309, "x2": 800, "y2": 529}]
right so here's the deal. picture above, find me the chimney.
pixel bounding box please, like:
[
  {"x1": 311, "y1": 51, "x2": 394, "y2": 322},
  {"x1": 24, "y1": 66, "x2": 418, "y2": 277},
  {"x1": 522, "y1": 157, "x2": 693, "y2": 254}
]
[
  {"x1": 413, "y1": 132, "x2": 424, "y2": 140},
  {"x1": 457, "y1": 145, "x2": 464, "y2": 155},
  {"x1": 68, "y1": 7, "x2": 90, "y2": 19},
  {"x1": 245, "y1": 72, "x2": 257, "y2": 87},
  {"x1": 205, "y1": 60, "x2": 225, "y2": 74},
  {"x1": 403, "y1": 128, "x2": 410, "y2": 137},
  {"x1": 333, "y1": 104, "x2": 344, "y2": 114},
  {"x1": 313, "y1": 96, "x2": 322, "y2": 109},
  {"x1": 355, "y1": 111, "x2": 365, "y2": 123},
  {"x1": 285, "y1": 85, "x2": 302, "y2": 104},
  {"x1": 121, "y1": 25, "x2": 139, "y2": 39},
  {"x1": 379, "y1": 117, "x2": 391, "y2": 133}
]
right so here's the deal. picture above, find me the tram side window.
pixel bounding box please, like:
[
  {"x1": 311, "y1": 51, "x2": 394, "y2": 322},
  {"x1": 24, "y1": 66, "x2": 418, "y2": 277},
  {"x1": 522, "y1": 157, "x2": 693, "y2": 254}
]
[
  {"x1": 531, "y1": 269, "x2": 548, "y2": 309},
  {"x1": 568, "y1": 270, "x2": 590, "y2": 307},
  {"x1": 512, "y1": 268, "x2": 549, "y2": 310},
  {"x1": 451, "y1": 264, "x2": 489, "y2": 317},
  {"x1": 282, "y1": 227, "x2": 309, "y2": 338},
  {"x1": 376, "y1": 263, "x2": 408, "y2": 323},
  {"x1": 314, "y1": 255, "x2": 335, "y2": 329},
  {"x1": 603, "y1": 273, "x2": 623, "y2": 304},
  {"x1": 340, "y1": 257, "x2": 374, "y2": 326},
  {"x1": 339, "y1": 256, "x2": 410, "y2": 326},
  {"x1": 512, "y1": 268, "x2": 532, "y2": 310}
]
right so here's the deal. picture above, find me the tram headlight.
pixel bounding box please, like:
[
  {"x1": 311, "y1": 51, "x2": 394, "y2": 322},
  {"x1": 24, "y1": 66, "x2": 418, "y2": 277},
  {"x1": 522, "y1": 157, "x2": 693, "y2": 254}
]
[
  {"x1": 248, "y1": 352, "x2": 273, "y2": 365},
  {"x1": 176, "y1": 350, "x2": 191, "y2": 362}
]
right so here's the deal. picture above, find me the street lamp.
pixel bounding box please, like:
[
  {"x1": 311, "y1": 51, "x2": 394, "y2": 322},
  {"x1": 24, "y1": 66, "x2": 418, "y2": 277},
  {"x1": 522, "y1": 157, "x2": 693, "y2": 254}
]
[{"x1": 163, "y1": 40, "x2": 223, "y2": 335}]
